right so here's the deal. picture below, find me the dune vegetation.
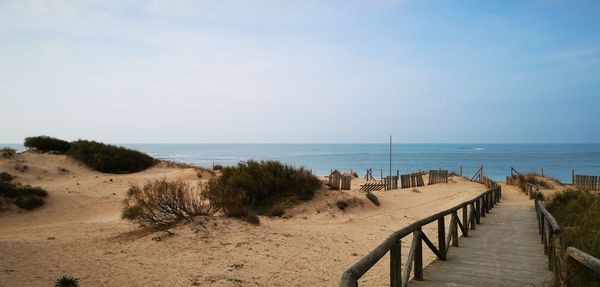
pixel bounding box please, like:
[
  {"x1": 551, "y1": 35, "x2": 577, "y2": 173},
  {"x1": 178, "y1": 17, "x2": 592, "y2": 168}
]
[
  {"x1": 0, "y1": 171, "x2": 48, "y2": 210},
  {"x1": 204, "y1": 160, "x2": 322, "y2": 224},
  {"x1": 546, "y1": 189, "x2": 600, "y2": 286},
  {"x1": 21, "y1": 136, "x2": 157, "y2": 174}
]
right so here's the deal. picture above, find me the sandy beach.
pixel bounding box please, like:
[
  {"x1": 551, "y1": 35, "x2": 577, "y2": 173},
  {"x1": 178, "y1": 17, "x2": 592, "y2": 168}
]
[{"x1": 0, "y1": 152, "x2": 491, "y2": 286}]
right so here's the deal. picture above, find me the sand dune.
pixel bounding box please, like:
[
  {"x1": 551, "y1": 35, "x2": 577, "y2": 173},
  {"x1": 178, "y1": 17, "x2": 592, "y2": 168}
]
[{"x1": 0, "y1": 153, "x2": 488, "y2": 286}]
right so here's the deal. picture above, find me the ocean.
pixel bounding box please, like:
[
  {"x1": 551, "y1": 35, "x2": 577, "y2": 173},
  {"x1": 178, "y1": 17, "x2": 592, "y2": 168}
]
[{"x1": 3, "y1": 143, "x2": 599, "y2": 183}]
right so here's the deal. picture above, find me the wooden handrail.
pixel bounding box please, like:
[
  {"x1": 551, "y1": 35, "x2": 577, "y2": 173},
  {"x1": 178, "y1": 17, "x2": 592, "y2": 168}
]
[
  {"x1": 535, "y1": 199, "x2": 560, "y2": 233},
  {"x1": 340, "y1": 186, "x2": 501, "y2": 286},
  {"x1": 567, "y1": 247, "x2": 600, "y2": 274}
]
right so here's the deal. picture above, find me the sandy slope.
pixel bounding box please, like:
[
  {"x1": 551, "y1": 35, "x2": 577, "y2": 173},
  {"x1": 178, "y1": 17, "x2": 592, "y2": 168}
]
[{"x1": 0, "y1": 153, "x2": 488, "y2": 286}]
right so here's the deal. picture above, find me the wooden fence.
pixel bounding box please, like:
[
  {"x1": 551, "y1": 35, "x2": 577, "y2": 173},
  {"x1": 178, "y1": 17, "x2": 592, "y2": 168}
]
[
  {"x1": 360, "y1": 182, "x2": 385, "y2": 192},
  {"x1": 364, "y1": 168, "x2": 375, "y2": 181},
  {"x1": 329, "y1": 174, "x2": 352, "y2": 190},
  {"x1": 534, "y1": 191, "x2": 600, "y2": 284},
  {"x1": 573, "y1": 173, "x2": 600, "y2": 191},
  {"x1": 384, "y1": 176, "x2": 399, "y2": 190},
  {"x1": 400, "y1": 173, "x2": 425, "y2": 189},
  {"x1": 428, "y1": 170, "x2": 448, "y2": 185},
  {"x1": 340, "y1": 186, "x2": 502, "y2": 287}
]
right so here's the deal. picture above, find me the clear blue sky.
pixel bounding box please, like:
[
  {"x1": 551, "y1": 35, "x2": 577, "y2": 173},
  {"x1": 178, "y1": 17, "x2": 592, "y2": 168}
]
[{"x1": 1, "y1": 0, "x2": 599, "y2": 143}]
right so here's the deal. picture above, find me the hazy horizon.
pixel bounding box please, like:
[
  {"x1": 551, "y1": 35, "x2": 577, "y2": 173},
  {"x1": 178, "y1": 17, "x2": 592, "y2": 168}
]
[{"x1": 2, "y1": 1, "x2": 600, "y2": 143}]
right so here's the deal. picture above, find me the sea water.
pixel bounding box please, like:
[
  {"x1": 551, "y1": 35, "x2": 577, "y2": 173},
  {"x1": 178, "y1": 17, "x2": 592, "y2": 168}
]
[
  {"x1": 125, "y1": 144, "x2": 600, "y2": 183},
  {"x1": 3, "y1": 143, "x2": 599, "y2": 183}
]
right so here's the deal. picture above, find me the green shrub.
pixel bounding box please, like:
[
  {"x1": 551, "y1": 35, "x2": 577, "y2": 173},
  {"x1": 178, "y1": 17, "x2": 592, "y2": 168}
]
[
  {"x1": 268, "y1": 206, "x2": 285, "y2": 217},
  {"x1": 203, "y1": 161, "x2": 321, "y2": 223},
  {"x1": 0, "y1": 172, "x2": 13, "y2": 182},
  {"x1": 0, "y1": 181, "x2": 47, "y2": 210},
  {"x1": 122, "y1": 179, "x2": 218, "y2": 228},
  {"x1": 546, "y1": 189, "x2": 593, "y2": 226},
  {"x1": 68, "y1": 140, "x2": 156, "y2": 174},
  {"x1": 366, "y1": 192, "x2": 380, "y2": 206},
  {"x1": 54, "y1": 276, "x2": 79, "y2": 287},
  {"x1": 213, "y1": 164, "x2": 223, "y2": 171},
  {"x1": 228, "y1": 207, "x2": 260, "y2": 224},
  {"x1": 1, "y1": 147, "x2": 16, "y2": 158},
  {"x1": 546, "y1": 190, "x2": 600, "y2": 286},
  {"x1": 336, "y1": 200, "x2": 349, "y2": 210},
  {"x1": 24, "y1": 136, "x2": 71, "y2": 153},
  {"x1": 212, "y1": 160, "x2": 321, "y2": 206}
]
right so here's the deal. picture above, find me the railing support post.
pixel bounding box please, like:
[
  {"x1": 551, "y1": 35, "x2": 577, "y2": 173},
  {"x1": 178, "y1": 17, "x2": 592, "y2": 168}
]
[
  {"x1": 462, "y1": 206, "x2": 468, "y2": 237},
  {"x1": 470, "y1": 203, "x2": 476, "y2": 230},
  {"x1": 438, "y1": 217, "x2": 447, "y2": 259},
  {"x1": 475, "y1": 199, "x2": 481, "y2": 224},
  {"x1": 481, "y1": 197, "x2": 486, "y2": 217},
  {"x1": 390, "y1": 240, "x2": 401, "y2": 287},
  {"x1": 414, "y1": 228, "x2": 423, "y2": 281},
  {"x1": 451, "y1": 212, "x2": 459, "y2": 247}
]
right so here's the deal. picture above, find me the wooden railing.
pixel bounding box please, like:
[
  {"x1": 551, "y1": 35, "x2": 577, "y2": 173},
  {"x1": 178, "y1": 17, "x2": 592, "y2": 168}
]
[
  {"x1": 522, "y1": 182, "x2": 537, "y2": 199},
  {"x1": 534, "y1": 192, "x2": 600, "y2": 283},
  {"x1": 339, "y1": 186, "x2": 501, "y2": 287},
  {"x1": 470, "y1": 165, "x2": 499, "y2": 190}
]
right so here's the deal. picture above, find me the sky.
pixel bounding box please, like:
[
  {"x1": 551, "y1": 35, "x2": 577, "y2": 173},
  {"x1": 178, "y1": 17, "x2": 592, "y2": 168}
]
[{"x1": 1, "y1": 0, "x2": 599, "y2": 144}]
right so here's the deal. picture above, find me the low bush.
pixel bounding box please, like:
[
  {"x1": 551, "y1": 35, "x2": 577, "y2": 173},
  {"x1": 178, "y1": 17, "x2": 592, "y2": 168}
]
[
  {"x1": 68, "y1": 140, "x2": 156, "y2": 174},
  {"x1": 518, "y1": 173, "x2": 552, "y2": 189},
  {"x1": 546, "y1": 189, "x2": 600, "y2": 286},
  {"x1": 214, "y1": 160, "x2": 321, "y2": 206},
  {"x1": 0, "y1": 172, "x2": 13, "y2": 182},
  {"x1": 1, "y1": 147, "x2": 16, "y2": 158},
  {"x1": 336, "y1": 200, "x2": 349, "y2": 210},
  {"x1": 268, "y1": 206, "x2": 285, "y2": 217},
  {"x1": 203, "y1": 160, "x2": 321, "y2": 223},
  {"x1": 54, "y1": 276, "x2": 79, "y2": 287},
  {"x1": 122, "y1": 179, "x2": 218, "y2": 228},
  {"x1": 0, "y1": 181, "x2": 47, "y2": 210},
  {"x1": 213, "y1": 164, "x2": 223, "y2": 171},
  {"x1": 24, "y1": 136, "x2": 71, "y2": 153}
]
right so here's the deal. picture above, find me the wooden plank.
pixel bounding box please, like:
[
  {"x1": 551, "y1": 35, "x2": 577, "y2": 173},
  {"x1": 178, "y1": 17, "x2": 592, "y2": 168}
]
[{"x1": 410, "y1": 185, "x2": 552, "y2": 287}]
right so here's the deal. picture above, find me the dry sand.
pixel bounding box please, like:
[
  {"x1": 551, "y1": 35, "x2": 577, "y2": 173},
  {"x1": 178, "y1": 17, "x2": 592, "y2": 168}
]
[{"x1": 1, "y1": 152, "x2": 488, "y2": 286}]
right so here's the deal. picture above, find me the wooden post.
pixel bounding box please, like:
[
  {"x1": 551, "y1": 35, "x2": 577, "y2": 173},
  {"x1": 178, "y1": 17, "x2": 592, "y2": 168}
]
[
  {"x1": 414, "y1": 228, "x2": 423, "y2": 281},
  {"x1": 541, "y1": 167, "x2": 544, "y2": 177},
  {"x1": 460, "y1": 166, "x2": 463, "y2": 177},
  {"x1": 390, "y1": 240, "x2": 401, "y2": 287},
  {"x1": 470, "y1": 203, "x2": 477, "y2": 229},
  {"x1": 572, "y1": 170, "x2": 575, "y2": 185},
  {"x1": 475, "y1": 199, "x2": 481, "y2": 224},
  {"x1": 481, "y1": 196, "x2": 486, "y2": 217},
  {"x1": 438, "y1": 217, "x2": 446, "y2": 260},
  {"x1": 451, "y1": 212, "x2": 459, "y2": 247},
  {"x1": 462, "y1": 206, "x2": 468, "y2": 237},
  {"x1": 480, "y1": 165, "x2": 484, "y2": 183}
]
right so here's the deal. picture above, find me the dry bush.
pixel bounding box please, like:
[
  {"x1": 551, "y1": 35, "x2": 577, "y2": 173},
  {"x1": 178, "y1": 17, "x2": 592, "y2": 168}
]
[
  {"x1": 122, "y1": 179, "x2": 218, "y2": 228},
  {"x1": 1, "y1": 147, "x2": 16, "y2": 158},
  {"x1": 518, "y1": 173, "x2": 552, "y2": 189},
  {"x1": 336, "y1": 199, "x2": 349, "y2": 210}
]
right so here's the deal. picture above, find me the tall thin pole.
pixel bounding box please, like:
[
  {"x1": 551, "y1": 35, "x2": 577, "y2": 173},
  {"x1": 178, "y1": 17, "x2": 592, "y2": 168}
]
[{"x1": 389, "y1": 135, "x2": 392, "y2": 178}]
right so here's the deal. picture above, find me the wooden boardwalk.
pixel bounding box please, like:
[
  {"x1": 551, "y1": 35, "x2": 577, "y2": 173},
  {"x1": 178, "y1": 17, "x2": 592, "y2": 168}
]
[{"x1": 410, "y1": 184, "x2": 553, "y2": 287}]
